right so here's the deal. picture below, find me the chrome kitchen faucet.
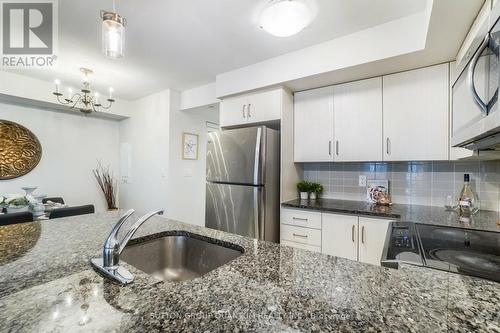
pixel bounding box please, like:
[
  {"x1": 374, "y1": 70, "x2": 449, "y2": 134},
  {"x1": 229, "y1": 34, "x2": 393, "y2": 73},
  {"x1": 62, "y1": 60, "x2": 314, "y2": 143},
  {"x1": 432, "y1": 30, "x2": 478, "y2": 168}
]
[{"x1": 91, "y1": 209, "x2": 164, "y2": 284}]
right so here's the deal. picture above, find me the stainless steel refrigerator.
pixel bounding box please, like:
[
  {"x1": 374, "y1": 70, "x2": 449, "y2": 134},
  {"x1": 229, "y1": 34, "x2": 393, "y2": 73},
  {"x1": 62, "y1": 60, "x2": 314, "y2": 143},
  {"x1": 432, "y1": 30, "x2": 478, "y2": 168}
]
[{"x1": 205, "y1": 126, "x2": 280, "y2": 242}]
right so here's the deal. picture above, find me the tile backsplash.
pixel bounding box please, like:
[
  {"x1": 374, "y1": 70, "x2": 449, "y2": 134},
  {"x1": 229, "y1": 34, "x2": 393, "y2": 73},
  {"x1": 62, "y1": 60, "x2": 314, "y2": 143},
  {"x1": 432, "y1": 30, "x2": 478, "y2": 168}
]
[{"x1": 302, "y1": 161, "x2": 500, "y2": 211}]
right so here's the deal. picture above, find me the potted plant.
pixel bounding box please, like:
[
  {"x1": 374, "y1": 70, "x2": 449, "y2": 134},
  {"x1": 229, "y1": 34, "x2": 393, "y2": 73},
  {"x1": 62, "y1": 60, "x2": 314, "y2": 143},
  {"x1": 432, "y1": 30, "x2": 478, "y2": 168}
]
[
  {"x1": 309, "y1": 183, "x2": 324, "y2": 200},
  {"x1": 5, "y1": 194, "x2": 32, "y2": 213},
  {"x1": 297, "y1": 181, "x2": 311, "y2": 200}
]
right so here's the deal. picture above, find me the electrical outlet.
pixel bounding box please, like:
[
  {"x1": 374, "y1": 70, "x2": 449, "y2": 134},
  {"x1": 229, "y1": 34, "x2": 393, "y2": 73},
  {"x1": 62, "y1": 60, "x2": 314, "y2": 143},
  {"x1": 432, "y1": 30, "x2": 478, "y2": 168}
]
[{"x1": 359, "y1": 175, "x2": 367, "y2": 187}]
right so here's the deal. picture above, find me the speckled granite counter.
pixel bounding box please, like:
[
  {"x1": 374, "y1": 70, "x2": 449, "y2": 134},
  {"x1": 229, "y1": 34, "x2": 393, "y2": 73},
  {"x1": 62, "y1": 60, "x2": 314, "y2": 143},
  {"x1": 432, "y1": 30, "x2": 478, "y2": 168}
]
[
  {"x1": 1, "y1": 212, "x2": 499, "y2": 332},
  {"x1": 282, "y1": 198, "x2": 500, "y2": 233}
]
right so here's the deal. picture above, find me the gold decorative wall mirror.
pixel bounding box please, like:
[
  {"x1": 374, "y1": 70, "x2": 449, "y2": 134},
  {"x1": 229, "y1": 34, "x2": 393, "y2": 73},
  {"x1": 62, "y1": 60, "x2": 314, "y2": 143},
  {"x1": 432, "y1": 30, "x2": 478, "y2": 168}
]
[{"x1": 0, "y1": 120, "x2": 42, "y2": 180}]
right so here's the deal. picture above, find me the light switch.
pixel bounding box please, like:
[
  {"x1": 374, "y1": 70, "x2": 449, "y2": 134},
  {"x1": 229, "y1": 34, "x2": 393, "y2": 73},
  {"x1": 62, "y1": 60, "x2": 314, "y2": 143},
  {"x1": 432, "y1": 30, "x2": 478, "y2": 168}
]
[
  {"x1": 184, "y1": 168, "x2": 193, "y2": 177},
  {"x1": 359, "y1": 175, "x2": 367, "y2": 187}
]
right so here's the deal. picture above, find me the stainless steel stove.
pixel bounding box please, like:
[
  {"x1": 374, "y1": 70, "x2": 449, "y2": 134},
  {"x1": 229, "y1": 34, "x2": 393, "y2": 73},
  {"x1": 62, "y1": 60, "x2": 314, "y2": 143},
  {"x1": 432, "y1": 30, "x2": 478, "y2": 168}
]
[{"x1": 382, "y1": 222, "x2": 500, "y2": 282}]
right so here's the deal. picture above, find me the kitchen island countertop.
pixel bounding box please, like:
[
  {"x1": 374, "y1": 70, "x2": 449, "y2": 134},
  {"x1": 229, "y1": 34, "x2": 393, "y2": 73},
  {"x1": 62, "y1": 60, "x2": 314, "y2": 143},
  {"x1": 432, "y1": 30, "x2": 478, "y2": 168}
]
[{"x1": 0, "y1": 211, "x2": 499, "y2": 332}]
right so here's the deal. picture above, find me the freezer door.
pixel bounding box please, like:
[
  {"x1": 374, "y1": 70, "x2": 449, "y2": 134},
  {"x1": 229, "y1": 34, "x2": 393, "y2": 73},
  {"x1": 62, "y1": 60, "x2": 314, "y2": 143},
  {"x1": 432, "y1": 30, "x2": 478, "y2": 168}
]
[
  {"x1": 205, "y1": 183, "x2": 262, "y2": 239},
  {"x1": 206, "y1": 127, "x2": 263, "y2": 185}
]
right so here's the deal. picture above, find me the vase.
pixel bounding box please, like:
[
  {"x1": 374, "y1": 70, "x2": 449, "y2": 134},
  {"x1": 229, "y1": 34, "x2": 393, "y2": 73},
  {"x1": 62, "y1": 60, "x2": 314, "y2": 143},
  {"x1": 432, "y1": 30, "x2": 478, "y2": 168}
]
[
  {"x1": 300, "y1": 192, "x2": 309, "y2": 200},
  {"x1": 22, "y1": 187, "x2": 37, "y2": 196},
  {"x1": 310, "y1": 192, "x2": 317, "y2": 200},
  {"x1": 7, "y1": 206, "x2": 29, "y2": 214}
]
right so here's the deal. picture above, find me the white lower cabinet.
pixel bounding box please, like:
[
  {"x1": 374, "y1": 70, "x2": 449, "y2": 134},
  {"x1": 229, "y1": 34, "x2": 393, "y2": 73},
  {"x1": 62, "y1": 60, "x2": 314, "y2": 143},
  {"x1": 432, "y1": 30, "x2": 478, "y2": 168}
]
[
  {"x1": 281, "y1": 208, "x2": 391, "y2": 264},
  {"x1": 280, "y1": 208, "x2": 322, "y2": 253},
  {"x1": 321, "y1": 214, "x2": 358, "y2": 261},
  {"x1": 321, "y1": 213, "x2": 391, "y2": 266},
  {"x1": 281, "y1": 240, "x2": 321, "y2": 253},
  {"x1": 280, "y1": 224, "x2": 322, "y2": 247},
  {"x1": 358, "y1": 217, "x2": 391, "y2": 266}
]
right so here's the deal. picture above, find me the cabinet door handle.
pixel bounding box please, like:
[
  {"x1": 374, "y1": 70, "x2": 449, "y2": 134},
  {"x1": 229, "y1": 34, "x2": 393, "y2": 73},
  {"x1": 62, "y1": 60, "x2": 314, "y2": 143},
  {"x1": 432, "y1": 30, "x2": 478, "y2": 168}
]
[
  {"x1": 361, "y1": 226, "x2": 365, "y2": 244},
  {"x1": 247, "y1": 104, "x2": 252, "y2": 118},
  {"x1": 329, "y1": 141, "x2": 332, "y2": 156},
  {"x1": 386, "y1": 138, "x2": 390, "y2": 155},
  {"x1": 242, "y1": 105, "x2": 247, "y2": 118},
  {"x1": 336, "y1": 140, "x2": 339, "y2": 156},
  {"x1": 292, "y1": 217, "x2": 308, "y2": 222},
  {"x1": 351, "y1": 225, "x2": 355, "y2": 242},
  {"x1": 292, "y1": 233, "x2": 308, "y2": 238}
]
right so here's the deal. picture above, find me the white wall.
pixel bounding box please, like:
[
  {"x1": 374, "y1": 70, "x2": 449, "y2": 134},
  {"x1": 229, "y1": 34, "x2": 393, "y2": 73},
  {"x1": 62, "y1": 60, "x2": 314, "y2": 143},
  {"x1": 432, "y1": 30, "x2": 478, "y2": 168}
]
[
  {"x1": 167, "y1": 91, "x2": 219, "y2": 226},
  {"x1": 119, "y1": 89, "x2": 218, "y2": 225},
  {"x1": 0, "y1": 103, "x2": 120, "y2": 212},
  {"x1": 118, "y1": 90, "x2": 171, "y2": 213}
]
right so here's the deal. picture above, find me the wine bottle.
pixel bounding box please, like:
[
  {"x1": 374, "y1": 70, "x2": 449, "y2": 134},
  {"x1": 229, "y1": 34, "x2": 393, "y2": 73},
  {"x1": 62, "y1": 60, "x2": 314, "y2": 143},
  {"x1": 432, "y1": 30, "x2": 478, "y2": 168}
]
[{"x1": 458, "y1": 174, "x2": 478, "y2": 215}]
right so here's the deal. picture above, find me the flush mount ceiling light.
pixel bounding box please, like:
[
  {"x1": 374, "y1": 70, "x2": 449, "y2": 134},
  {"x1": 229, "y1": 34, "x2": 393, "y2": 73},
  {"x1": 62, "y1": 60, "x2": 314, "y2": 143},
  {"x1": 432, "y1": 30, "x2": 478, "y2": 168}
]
[
  {"x1": 259, "y1": 0, "x2": 313, "y2": 37},
  {"x1": 101, "y1": 0, "x2": 126, "y2": 59}
]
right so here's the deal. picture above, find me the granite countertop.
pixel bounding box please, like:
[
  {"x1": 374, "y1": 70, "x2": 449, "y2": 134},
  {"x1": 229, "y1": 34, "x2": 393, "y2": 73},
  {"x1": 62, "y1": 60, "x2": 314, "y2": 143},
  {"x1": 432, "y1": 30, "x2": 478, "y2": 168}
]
[
  {"x1": 282, "y1": 198, "x2": 500, "y2": 233},
  {"x1": 1, "y1": 212, "x2": 499, "y2": 332}
]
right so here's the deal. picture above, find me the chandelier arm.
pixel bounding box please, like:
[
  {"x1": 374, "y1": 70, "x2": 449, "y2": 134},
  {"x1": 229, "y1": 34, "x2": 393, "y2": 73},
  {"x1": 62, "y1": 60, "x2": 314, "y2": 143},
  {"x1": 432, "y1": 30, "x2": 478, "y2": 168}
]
[
  {"x1": 70, "y1": 94, "x2": 83, "y2": 109},
  {"x1": 55, "y1": 94, "x2": 71, "y2": 105},
  {"x1": 98, "y1": 99, "x2": 115, "y2": 110}
]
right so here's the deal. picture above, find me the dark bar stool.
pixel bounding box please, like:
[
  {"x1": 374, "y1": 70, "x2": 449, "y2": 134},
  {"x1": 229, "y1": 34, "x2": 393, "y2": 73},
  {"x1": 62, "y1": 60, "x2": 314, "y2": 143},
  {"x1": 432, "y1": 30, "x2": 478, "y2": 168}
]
[
  {"x1": 0, "y1": 212, "x2": 34, "y2": 226},
  {"x1": 42, "y1": 197, "x2": 65, "y2": 205},
  {"x1": 49, "y1": 205, "x2": 95, "y2": 219}
]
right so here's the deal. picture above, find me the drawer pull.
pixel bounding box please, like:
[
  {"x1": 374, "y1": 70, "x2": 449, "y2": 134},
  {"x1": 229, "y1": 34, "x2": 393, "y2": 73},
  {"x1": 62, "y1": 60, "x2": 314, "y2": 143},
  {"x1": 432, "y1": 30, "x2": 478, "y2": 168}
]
[
  {"x1": 292, "y1": 217, "x2": 308, "y2": 222},
  {"x1": 351, "y1": 225, "x2": 355, "y2": 242},
  {"x1": 292, "y1": 233, "x2": 308, "y2": 238}
]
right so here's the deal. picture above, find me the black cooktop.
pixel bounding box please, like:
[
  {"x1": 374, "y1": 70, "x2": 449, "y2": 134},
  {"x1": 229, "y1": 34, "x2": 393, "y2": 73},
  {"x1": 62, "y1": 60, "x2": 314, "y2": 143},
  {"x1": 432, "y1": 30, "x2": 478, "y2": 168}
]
[
  {"x1": 382, "y1": 222, "x2": 500, "y2": 282},
  {"x1": 416, "y1": 224, "x2": 500, "y2": 282}
]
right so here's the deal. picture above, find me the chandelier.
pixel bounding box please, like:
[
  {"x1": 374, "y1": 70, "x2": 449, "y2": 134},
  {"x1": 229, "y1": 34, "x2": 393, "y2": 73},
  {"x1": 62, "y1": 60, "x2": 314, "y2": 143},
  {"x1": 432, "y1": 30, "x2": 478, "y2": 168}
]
[{"x1": 53, "y1": 68, "x2": 115, "y2": 114}]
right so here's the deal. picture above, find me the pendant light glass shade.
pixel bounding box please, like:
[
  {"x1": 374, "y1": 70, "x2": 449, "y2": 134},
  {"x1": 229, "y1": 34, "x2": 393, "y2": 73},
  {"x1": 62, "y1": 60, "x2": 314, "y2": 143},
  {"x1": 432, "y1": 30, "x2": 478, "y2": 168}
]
[{"x1": 101, "y1": 11, "x2": 126, "y2": 59}]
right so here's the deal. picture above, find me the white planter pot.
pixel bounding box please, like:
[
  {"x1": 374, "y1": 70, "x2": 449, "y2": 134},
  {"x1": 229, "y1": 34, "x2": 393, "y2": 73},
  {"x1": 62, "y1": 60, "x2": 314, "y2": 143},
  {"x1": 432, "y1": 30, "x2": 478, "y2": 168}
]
[
  {"x1": 7, "y1": 206, "x2": 29, "y2": 214},
  {"x1": 300, "y1": 192, "x2": 309, "y2": 200},
  {"x1": 310, "y1": 192, "x2": 317, "y2": 200}
]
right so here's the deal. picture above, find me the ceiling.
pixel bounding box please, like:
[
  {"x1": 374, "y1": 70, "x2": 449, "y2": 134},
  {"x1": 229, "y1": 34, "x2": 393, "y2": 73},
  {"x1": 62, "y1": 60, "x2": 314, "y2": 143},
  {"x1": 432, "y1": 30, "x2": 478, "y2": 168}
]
[{"x1": 9, "y1": 0, "x2": 428, "y2": 100}]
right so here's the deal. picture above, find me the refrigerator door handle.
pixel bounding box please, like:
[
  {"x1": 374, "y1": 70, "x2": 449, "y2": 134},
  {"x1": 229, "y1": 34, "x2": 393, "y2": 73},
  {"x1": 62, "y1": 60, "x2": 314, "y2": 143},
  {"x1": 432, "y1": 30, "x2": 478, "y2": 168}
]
[
  {"x1": 254, "y1": 186, "x2": 263, "y2": 240},
  {"x1": 253, "y1": 127, "x2": 262, "y2": 185}
]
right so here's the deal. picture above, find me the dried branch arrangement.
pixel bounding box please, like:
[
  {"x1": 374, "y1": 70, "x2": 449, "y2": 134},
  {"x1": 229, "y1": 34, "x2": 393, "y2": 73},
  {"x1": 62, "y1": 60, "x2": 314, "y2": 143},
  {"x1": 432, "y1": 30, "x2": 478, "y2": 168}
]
[{"x1": 93, "y1": 161, "x2": 117, "y2": 210}]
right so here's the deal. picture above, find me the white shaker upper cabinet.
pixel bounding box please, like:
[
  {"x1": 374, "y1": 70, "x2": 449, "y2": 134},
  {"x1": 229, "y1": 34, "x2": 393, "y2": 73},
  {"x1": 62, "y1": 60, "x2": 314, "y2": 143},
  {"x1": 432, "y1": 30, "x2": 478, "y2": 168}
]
[
  {"x1": 357, "y1": 217, "x2": 391, "y2": 266},
  {"x1": 220, "y1": 95, "x2": 249, "y2": 127},
  {"x1": 383, "y1": 64, "x2": 449, "y2": 161},
  {"x1": 246, "y1": 89, "x2": 282, "y2": 124},
  {"x1": 333, "y1": 77, "x2": 383, "y2": 161},
  {"x1": 449, "y1": 62, "x2": 474, "y2": 160},
  {"x1": 220, "y1": 88, "x2": 283, "y2": 128},
  {"x1": 294, "y1": 86, "x2": 334, "y2": 162}
]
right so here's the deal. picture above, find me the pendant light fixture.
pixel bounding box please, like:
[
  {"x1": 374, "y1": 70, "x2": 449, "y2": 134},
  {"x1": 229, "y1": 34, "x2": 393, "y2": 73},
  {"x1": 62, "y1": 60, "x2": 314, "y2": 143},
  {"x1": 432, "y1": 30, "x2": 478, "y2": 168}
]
[
  {"x1": 101, "y1": 0, "x2": 126, "y2": 59},
  {"x1": 259, "y1": 0, "x2": 314, "y2": 37}
]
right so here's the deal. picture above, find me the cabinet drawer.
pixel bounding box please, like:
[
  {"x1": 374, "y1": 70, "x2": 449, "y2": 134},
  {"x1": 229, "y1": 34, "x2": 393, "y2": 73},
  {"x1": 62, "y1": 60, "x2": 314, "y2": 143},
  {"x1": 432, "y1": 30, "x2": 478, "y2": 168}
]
[
  {"x1": 281, "y1": 240, "x2": 321, "y2": 253},
  {"x1": 281, "y1": 208, "x2": 321, "y2": 229},
  {"x1": 280, "y1": 224, "x2": 321, "y2": 246}
]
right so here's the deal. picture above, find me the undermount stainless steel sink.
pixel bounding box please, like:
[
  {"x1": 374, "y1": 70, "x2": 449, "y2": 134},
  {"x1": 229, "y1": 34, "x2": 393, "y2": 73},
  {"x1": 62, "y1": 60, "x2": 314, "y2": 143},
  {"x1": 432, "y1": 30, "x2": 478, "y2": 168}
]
[{"x1": 120, "y1": 232, "x2": 244, "y2": 282}]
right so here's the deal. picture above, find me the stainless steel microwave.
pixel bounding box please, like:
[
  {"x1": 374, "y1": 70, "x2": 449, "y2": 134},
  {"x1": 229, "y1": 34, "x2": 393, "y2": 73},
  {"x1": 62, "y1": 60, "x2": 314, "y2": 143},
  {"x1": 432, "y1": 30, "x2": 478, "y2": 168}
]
[{"x1": 452, "y1": 6, "x2": 500, "y2": 150}]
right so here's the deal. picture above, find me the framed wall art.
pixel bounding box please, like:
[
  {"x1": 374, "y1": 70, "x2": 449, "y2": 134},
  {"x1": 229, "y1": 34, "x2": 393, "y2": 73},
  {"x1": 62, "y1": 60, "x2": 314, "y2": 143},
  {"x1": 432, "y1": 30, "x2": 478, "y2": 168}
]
[{"x1": 182, "y1": 132, "x2": 199, "y2": 160}]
